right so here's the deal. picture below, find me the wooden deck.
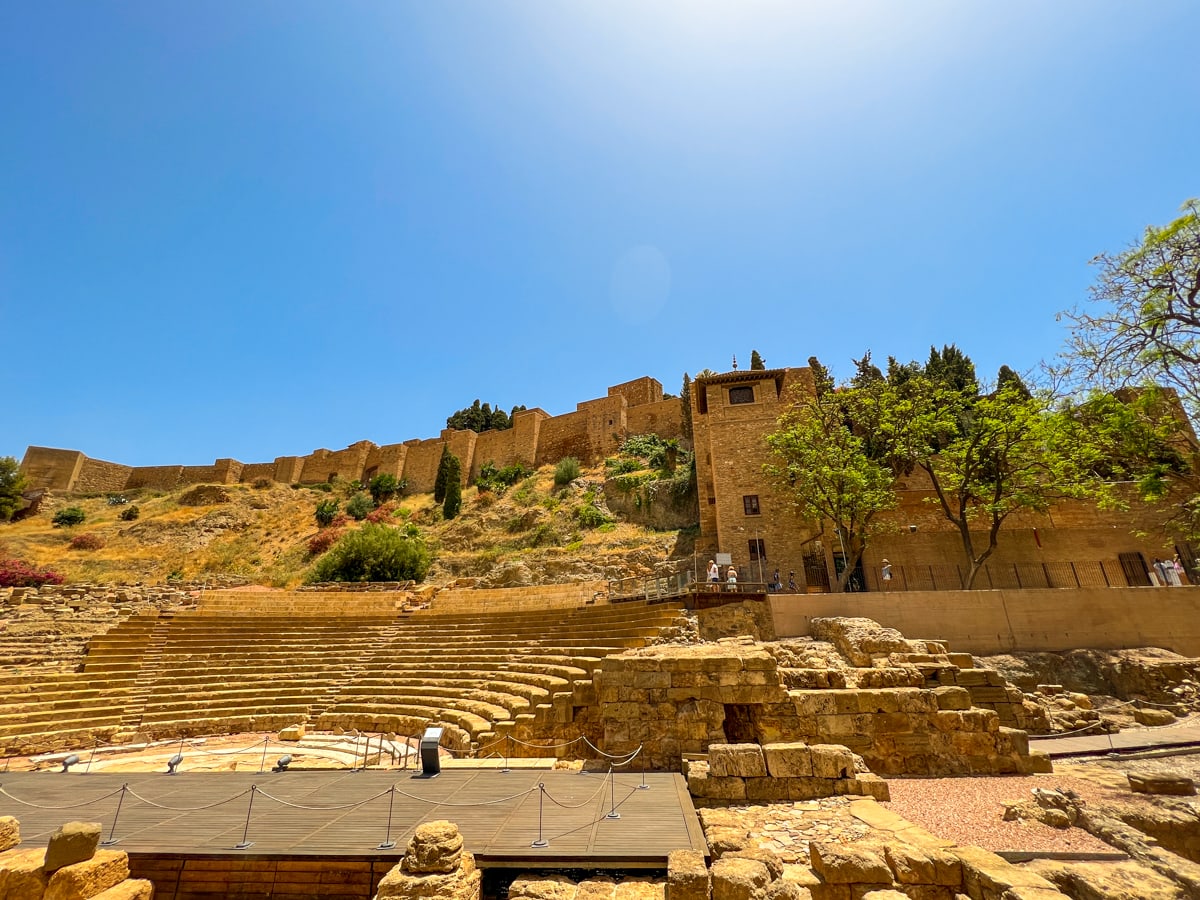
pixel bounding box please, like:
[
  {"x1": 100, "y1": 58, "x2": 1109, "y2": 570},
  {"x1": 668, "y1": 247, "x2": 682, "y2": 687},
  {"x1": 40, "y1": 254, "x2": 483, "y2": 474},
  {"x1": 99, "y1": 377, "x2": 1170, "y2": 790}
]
[{"x1": 0, "y1": 769, "x2": 706, "y2": 869}]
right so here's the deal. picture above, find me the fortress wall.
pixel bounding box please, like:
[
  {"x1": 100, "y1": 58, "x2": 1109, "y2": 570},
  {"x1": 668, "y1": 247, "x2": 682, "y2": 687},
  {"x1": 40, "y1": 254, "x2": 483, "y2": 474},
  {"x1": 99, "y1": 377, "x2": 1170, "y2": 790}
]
[
  {"x1": 75, "y1": 457, "x2": 134, "y2": 493},
  {"x1": 627, "y1": 396, "x2": 684, "y2": 442},
  {"x1": 126, "y1": 465, "x2": 186, "y2": 490},
  {"x1": 298, "y1": 442, "x2": 374, "y2": 484},
  {"x1": 770, "y1": 587, "x2": 1200, "y2": 657},
  {"x1": 362, "y1": 443, "x2": 408, "y2": 481},
  {"x1": 239, "y1": 462, "x2": 277, "y2": 482},
  {"x1": 444, "y1": 429, "x2": 478, "y2": 484},
  {"x1": 511, "y1": 408, "x2": 546, "y2": 467},
  {"x1": 471, "y1": 426, "x2": 518, "y2": 480},
  {"x1": 608, "y1": 375, "x2": 663, "y2": 407},
  {"x1": 272, "y1": 456, "x2": 304, "y2": 484},
  {"x1": 19, "y1": 447, "x2": 87, "y2": 491},
  {"x1": 401, "y1": 438, "x2": 447, "y2": 494},
  {"x1": 535, "y1": 396, "x2": 627, "y2": 466}
]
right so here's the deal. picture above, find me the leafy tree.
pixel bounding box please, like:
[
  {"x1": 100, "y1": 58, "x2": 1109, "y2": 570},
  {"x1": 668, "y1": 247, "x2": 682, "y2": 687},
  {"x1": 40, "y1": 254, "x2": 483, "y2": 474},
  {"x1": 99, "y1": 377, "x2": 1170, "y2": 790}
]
[
  {"x1": 307, "y1": 523, "x2": 431, "y2": 583},
  {"x1": 345, "y1": 492, "x2": 375, "y2": 521},
  {"x1": 1058, "y1": 199, "x2": 1200, "y2": 538},
  {"x1": 434, "y1": 445, "x2": 453, "y2": 503},
  {"x1": 442, "y1": 454, "x2": 463, "y2": 519},
  {"x1": 750, "y1": 350, "x2": 766, "y2": 370},
  {"x1": 119, "y1": 505, "x2": 140, "y2": 521},
  {"x1": 52, "y1": 507, "x2": 86, "y2": 528},
  {"x1": 446, "y1": 400, "x2": 526, "y2": 433},
  {"x1": 765, "y1": 363, "x2": 896, "y2": 592},
  {"x1": 368, "y1": 473, "x2": 404, "y2": 504},
  {"x1": 314, "y1": 499, "x2": 340, "y2": 527},
  {"x1": 882, "y1": 363, "x2": 1101, "y2": 588},
  {"x1": 0, "y1": 456, "x2": 26, "y2": 521},
  {"x1": 680, "y1": 373, "x2": 693, "y2": 443},
  {"x1": 1060, "y1": 198, "x2": 1200, "y2": 424}
]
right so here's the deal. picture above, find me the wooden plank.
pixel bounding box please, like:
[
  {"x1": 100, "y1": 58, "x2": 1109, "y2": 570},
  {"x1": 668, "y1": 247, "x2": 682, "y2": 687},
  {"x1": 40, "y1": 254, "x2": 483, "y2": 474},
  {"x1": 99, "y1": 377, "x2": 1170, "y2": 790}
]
[{"x1": 0, "y1": 769, "x2": 706, "y2": 868}]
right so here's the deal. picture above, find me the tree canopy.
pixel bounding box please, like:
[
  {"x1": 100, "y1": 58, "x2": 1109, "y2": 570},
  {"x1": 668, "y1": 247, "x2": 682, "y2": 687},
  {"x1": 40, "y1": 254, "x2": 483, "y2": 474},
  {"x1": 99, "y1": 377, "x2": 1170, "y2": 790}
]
[
  {"x1": 446, "y1": 400, "x2": 527, "y2": 433},
  {"x1": 0, "y1": 457, "x2": 26, "y2": 521}
]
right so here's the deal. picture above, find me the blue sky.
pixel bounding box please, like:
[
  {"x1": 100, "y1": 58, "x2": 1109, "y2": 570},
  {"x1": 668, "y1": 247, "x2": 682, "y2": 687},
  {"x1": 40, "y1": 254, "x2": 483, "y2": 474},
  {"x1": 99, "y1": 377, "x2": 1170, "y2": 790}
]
[{"x1": 3, "y1": 2, "x2": 1198, "y2": 468}]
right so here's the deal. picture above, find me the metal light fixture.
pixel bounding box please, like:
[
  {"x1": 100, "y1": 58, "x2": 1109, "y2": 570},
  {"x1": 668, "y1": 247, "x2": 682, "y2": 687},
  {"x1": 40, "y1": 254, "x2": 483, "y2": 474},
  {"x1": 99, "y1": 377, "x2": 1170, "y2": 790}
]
[
  {"x1": 166, "y1": 753, "x2": 183, "y2": 775},
  {"x1": 61, "y1": 754, "x2": 80, "y2": 773},
  {"x1": 273, "y1": 754, "x2": 292, "y2": 773}
]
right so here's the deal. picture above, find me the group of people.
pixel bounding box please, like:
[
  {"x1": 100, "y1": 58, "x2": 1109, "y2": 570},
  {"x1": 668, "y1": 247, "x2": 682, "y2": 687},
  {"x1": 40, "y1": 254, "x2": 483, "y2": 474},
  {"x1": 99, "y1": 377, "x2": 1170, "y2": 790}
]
[
  {"x1": 706, "y1": 560, "x2": 799, "y2": 592},
  {"x1": 1150, "y1": 553, "x2": 1191, "y2": 586}
]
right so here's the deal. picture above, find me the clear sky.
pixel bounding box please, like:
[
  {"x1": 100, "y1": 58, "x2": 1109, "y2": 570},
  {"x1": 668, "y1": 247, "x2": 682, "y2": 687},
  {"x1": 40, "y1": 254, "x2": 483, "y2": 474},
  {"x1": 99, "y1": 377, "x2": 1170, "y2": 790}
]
[{"x1": 3, "y1": 2, "x2": 1198, "y2": 468}]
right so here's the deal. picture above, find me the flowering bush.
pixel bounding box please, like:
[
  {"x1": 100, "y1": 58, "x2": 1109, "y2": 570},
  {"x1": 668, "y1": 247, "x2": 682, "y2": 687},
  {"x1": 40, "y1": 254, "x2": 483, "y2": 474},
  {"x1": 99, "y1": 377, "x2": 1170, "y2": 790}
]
[
  {"x1": 365, "y1": 503, "x2": 394, "y2": 524},
  {"x1": 307, "y1": 529, "x2": 343, "y2": 556},
  {"x1": 69, "y1": 533, "x2": 106, "y2": 550},
  {"x1": 0, "y1": 558, "x2": 64, "y2": 588}
]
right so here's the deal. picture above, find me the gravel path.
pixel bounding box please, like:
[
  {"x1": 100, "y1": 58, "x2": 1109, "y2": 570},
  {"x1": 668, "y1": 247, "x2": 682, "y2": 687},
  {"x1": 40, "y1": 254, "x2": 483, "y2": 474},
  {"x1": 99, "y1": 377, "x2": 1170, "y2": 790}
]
[{"x1": 884, "y1": 774, "x2": 1121, "y2": 854}]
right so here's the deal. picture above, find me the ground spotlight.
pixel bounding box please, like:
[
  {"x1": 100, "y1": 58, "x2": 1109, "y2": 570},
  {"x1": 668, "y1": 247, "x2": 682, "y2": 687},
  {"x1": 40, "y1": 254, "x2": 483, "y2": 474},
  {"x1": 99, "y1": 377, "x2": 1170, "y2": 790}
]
[
  {"x1": 61, "y1": 754, "x2": 80, "y2": 773},
  {"x1": 418, "y1": 726, "x2": 442, "y2": 778},
  {"x1": 166, "y1": 753, "x2": 183, "y2": 775},
  {"x1": 273, "y1": 754, "x2": 292, "y2": 773}
]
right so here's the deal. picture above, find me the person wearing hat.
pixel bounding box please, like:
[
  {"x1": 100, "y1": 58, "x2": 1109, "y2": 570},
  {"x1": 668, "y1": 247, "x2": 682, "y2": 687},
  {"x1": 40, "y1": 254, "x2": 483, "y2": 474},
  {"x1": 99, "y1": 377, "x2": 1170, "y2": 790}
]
[
  {"x1": 787, "y1": 571, "x2": 797, "y2": 592},
  {"x1": 881, "y1": 558, "x2": 893, "y2": 591},
  {"x1": 708, "y1": 559, "x2": 720, "y2": 583}
]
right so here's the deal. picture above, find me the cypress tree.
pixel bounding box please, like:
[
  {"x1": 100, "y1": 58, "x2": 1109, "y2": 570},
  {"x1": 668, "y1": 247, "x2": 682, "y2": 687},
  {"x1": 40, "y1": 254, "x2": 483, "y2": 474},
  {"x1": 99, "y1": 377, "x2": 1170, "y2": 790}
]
[
  {"x1": 680, "y1": 374, "x2": 693, "y2": 442},
  {"x1": 442, "y1": 455, "x2": 463, "y2": 519},
  {"x1": 434, "y1": 445, "x2": 452, "y2": 503},
  {"x1": 750, "y1": 350, "x2": 766, "y2": 370}
]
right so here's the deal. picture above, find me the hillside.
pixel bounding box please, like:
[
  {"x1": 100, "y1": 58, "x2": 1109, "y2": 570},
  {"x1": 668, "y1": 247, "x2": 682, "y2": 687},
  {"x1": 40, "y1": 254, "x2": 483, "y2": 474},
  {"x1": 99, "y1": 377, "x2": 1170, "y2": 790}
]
[{"x1": 1, "y1": 461, "x2": 698, "y2": 589}]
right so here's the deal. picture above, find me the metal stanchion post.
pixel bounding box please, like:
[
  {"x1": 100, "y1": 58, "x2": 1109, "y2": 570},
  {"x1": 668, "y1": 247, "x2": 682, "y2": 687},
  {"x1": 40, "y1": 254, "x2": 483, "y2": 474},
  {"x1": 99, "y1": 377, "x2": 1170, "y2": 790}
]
[
  {"x1": 85, "y1": 741, "x2": 99, "y2": 774},
  {"x1": 638, "y1": 750, "x2": 649, "y2": 790},
  {"x1": 531, "y1": 783, "x2": 548, "y2": 848},
  {"x1": 234, "y1": 786, "x2": 258, "y2": 849},
  {"x1": 377, "y1": 786, "x2": 397, "y2": 850},
  {"x1": 502, "y1": 735, "x2": 511, "y2": 774},
  {"x1": 605, "y1": 765, "x2": 620, "y2": 819},
  {"x1": 259, "y1": 735, "x2": 269, "y2": 774},
  {"x1": 101, "y1": 784, "x2": 128, "y2": 846}
]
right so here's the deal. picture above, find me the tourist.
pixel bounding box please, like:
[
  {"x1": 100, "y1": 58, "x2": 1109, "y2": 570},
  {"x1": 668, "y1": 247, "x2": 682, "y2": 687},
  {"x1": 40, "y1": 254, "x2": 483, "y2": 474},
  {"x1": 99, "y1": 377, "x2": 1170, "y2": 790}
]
[
  {"x1": 708, "y1": 559, "x2": 720, "y2": 583},
  {"x1": 771, "y1": 569, "x2": 782, "y2": 592},
  {"x1": 1150, "y1": 558, "x2": 1167, "y2": 586},
  {"x1": 881, "y1": 559, "x2": 893, "y2": 592},
  {"x1": 1165, "y1": 556, "x2": 1182, "y2": 586},
  {"x1": 726, "y1": 566, "x2": 738, "y2": 590},
  {"x1": 788, "y1": 570, "x2": 797, "y2": 592},
  {"x1": 1174, "y1": 554, "x2": 1189, "y2": 585}
]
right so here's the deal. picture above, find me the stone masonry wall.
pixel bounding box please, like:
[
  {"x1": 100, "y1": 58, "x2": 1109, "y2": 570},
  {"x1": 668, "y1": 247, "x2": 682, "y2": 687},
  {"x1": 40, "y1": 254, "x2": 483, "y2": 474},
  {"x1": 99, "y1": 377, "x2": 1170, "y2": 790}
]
[{"x1": 72, "y1": 457, "x2": 133, "y2": 493}]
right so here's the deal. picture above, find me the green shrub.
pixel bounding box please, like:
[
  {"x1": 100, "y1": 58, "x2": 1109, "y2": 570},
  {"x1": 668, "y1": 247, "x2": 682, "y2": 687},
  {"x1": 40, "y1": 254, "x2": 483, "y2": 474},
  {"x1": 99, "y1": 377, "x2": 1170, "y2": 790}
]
[
  {"x1": 554, "y1": 457, "x2": 581, "y2": 486},
  {"x1": 576, "y1": 502, "x2": 612, "y2": 529},
  {"x1": 314, "y1": 499, "x2": 340, "y2": 527},
  {"x1": 253, "y1": 477, "x2": 273, "y2": 489},
  {"x1": 604, "y1": 456, "x2": 642, "y2": 476},
  {"x1": 52, "y1": 507, "x2": 86, "y2": 528},
  {"x1": 345, "y1": 492, "x2": 375, "y2": 521},
  {"x1": 475, "y1": 460, "x2": 533, "y2": 494},
  {"x1": 307, "y1": 524, "x2": 431, "y2": 583},
  {"x1": 307, "y1": 529, "x2": 342, "y2": 556},
  {"x1": 368, "y1": 474, "x2": 405, "y2": 504},
  {"x1": 119, "y1": 505, "x2": 140, "y2": 521}
]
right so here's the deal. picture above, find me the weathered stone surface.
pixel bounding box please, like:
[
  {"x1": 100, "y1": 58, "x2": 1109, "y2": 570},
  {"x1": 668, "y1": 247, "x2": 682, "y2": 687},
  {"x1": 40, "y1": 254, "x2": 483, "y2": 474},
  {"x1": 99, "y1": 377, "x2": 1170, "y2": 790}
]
[
  {"x1": 508, "y1": 873, "x2": 578, "y2": 900},
  {"x1": 402, "y1": 820, "x2": 465, "y2": 874},
  {"x1": 1127, "y1": 772, "x2": 1196, "y2": 796},
  {"x1": 809, "y1": 746, "x2": 855, "y2": 780},
  {"x1": 711, "y1": 857, "x2": 771, "y2": 900},
  {"x1": 808, "y1": 842, "x2": 891, "y2": 885},
  {"x1": 43, "y1": 822, "x2": 101, "y2": 873},
  {"x1": 614, "y1": 877, "x2": 664, "y2": 900},
  {"x1": 725, "y1": 849, "x2": 783, "y2": 881},
  {"x1": 710, "y1": 744, "x2": 768, "y2": 778},
  {"x1": 763, "y1": 743, "x2": 812, "y2": 778},
  {"x1": 668, "y1": 849, "x2": 709, "y2": 900},
  {"x1": 764, "y1": 880, "x2": 810, "y2": 900},
  {"x1": 377, "y1": 851, "x2": 481, "y2": 900},
  {"x1": 576, "y1": 877, "x2": 617, "y2": 900},
  {"x1": 2, "y1": 847, "x2": 50, "y2": 900},
  {"x1": 1132, "y1": 707, "x2": 1176, "y2": 726},
  {"x1": 90, "y1": 879, "x2": 155, "y2": 900},
  {"x1": 278, "y1": 723, "x2": 306, "y2": 741},
  {"x1": 884, "y1": 844, "x2": 961, "y2": 887},
  {"x1": 0, "y1": 816, "x2": 19, "y2": 853},
  {"x1": 706, "y1": 826, "x2": 753, "y2": 859},
  {"x1": 1024, "y1": 858, "x2": 1188, "y2": 900},
  {"x1": 43, "y1": 849, "x2": 130, "y2": 900}
]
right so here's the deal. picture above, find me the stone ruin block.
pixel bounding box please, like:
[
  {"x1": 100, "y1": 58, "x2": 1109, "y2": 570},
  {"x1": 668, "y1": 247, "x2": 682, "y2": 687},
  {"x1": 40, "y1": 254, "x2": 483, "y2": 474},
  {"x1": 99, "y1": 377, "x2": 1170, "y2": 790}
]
[
  {"x1": 809, "y1": 745, "x2": 855, "y2": 780},
  {"x1": 0, "y1": 816, "x2": 18, "y2": 853},
  {"x1": 667, "y1": 849, "x2": 709, "y2": 900},
  {"x1": 710, "y1": 856, "x2": 771, "y2": 900},
  {"x1": 1128, "y1": 772, "x2": 1196, "y2": 796},
  {"x1": 808, "y1": 841, "x2": 892, "y2": 885},
  {"x1": 43, "y1": 821, "x2": 101, "y2": 873},
  {"x1": 709, "y1": 744, "x2": 768, "y2": 778},
  {"x1": 762, "y1": 742, "x2": 813, "y2": 778}
]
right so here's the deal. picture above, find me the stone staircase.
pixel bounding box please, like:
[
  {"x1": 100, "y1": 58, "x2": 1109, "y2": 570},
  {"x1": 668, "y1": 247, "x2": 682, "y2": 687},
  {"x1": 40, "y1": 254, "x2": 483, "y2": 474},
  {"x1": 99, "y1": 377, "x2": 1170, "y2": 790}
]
[{"x1": 0, "y1": 593, "x2": 687, "y2": 757}]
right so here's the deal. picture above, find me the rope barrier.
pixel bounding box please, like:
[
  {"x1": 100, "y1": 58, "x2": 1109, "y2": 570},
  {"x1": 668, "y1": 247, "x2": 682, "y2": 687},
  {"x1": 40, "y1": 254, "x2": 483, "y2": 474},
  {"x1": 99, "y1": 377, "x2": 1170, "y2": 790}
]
[
  {"x1": 123, "y1": 786, "x2": 253, "y2": 812},
  {"x1": 389, "y1": 784, "x2": 540, "y2": 807},
  {"x1": 539, "y1": 775, "x2": 613, "y2": 810},
  {"x1": 255, "y1": 786, "x2": 393, "y2": 812},
  {"x1": 0, "y1": 784, "x2": 125, "y2": 810}
]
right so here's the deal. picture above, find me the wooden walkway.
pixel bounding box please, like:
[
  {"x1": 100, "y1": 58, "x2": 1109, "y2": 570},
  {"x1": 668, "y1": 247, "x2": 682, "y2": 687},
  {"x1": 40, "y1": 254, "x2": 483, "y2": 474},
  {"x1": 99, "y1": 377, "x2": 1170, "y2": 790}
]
[{"x1": 0, "y1": 769, "x2": 706, "y2": 868}]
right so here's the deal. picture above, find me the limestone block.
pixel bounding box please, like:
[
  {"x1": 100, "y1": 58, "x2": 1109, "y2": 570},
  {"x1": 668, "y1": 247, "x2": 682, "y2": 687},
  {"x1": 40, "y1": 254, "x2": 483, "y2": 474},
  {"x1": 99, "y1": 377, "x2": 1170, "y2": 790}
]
[
  {"x1": 857, "y1": 892, "x2": 907, "y2": 900},
  {"x1": 746, "y1": 779, "x2": 791, "y2": 802},
  {"x1": 667, "y1": 849, "x2": 709, "y2": 900},
  {"x1": 278, "y1": 723, "x2": 306, "y2": 741},
  {"x1": 577, "y1": 877, "x2": 618, "y2": 900},
  {"x1": 1133, "y1": 707, "x2": 1176, "y2": 726},
  {"x1": 43, "y1": 822, "x2": 101, "y2": 873},
  {"x1": 955, "y1": 846, "x2": 1060, "y2": 899},
  {"x1": 402, "y1": 821, "x2": 465, "y2": 874},
  {"x1": 709, "y1": 745, "x2": 767, "y2": 778},
  {"x1": 764, "y1": 880, "x2": 810, "y2": 900},
  {"x1": 507, "y1": 874, "x2": 578, "y2": 900},
  {"x1": 1127, "y1": 772, "x2": 1196, "y2": 795},
  {"x1": 763, "y1": 744, "x2": 812, "y2": 781},
  {"x1": 809, "y1": 746, "x2": 855, "y2": 780},
  {"x1": 704, "y1": 777, "x2": 749, "y2": 802},
  {"x1": 1, "y1": 847, "x2": 50, "y2": 900},
  {"x1": 808, "y1": 842, "x2": 891, "y2": 885},
  {"x1": 705, "y1": 827, "x2": 752, "y2": 859},
  {"x1": 376, "y1": 853, "x2": 481, "y2": 900},
  {"x1": 0, "y1": 816, "x2": 19, "y2": 853},
  {"x1": 884, "y1": 844, "x2": 961, "y2": 887},
  {"x1": 1021, "y1": 751, "x2": 1054, "y2": 775},
  {"x1": 615, "y1": 879, "x2": 664, "y2": 900},
  {"x1": 725, "y1": 850, "x2": 783, "y2": 881},
  {"x1": 90, "y1": 879, "x2": 154, "y2": 900},
  {"x1": 853, "y1": 775, "x2": 890, "y2": 802},
  {"x1": 43, "y1": 849, "x2": 130, "y2": 900},
  {"x1": 787, "y1": 778, "x2": 828, "y2": 802},
  {"x1": 931, "y1": 687, "x2": 971, "y2": 711},
  {"x1": 711, "y1": 857, "x2": 771, "y2": 900}
]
